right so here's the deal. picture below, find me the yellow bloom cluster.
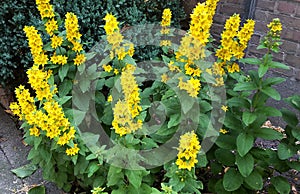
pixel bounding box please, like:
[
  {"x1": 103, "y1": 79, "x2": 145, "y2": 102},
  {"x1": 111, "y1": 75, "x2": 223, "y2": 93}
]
[
  {"x1": 215, "y1": 15, "x2": 255, "y2": 74},
  {"x1": 267, "y1": 18, "x2": 282, "y2": 34},
  {"x1": 36, "y1": 0, "x2": 55, "y2": 19},
  {"x1": 161, "y1": 8, "x2": 172, "y2": 27},
  {"x1": 190, "y1": 0, "x2": 219, "y2": 45},
  {"x1": 10, "y1": 66, "x2": 79, "y2": 155},
  {"x1": 45, "y1": 18, "x2": 58, "y2": 36},
  {"x1": 112, "y1": 65, "x2": 143, "y2": 136},
  {"x1": 176, "y1": 131, "x2": 201, "y2": 171},
  {"x1": 51, "y1": 35, "x2": 63, "y2": 49},
  {"x1": 24, "y1": 26, "x2": 48, "y2": 66},
  {"x1": 65, "y1": 12, "x2": 85, "y2": 65},
  {"x1": 66, "y1": 144, "x2": 80, "y2": 156},
  {"x1": 161, "y1": 8, "x2": 172, "y2": 34},
  {"x1": 178, "y1": 77, "x2": 201, "y2": 98},
  {"x1": 27, "y1": 65, "x2": 57, "y2": 101},
  {"x1": 50, "y1": 55, "x2": 68, "y2": 65},
  {"x1": 104, "y1": 13, "x2": 134, "y2": 61}
]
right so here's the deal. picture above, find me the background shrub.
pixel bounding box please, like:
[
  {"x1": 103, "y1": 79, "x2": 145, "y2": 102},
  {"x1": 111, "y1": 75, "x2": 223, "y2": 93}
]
[{"x1": 0, "y1": 0, "x2": 185, "y2": 88}]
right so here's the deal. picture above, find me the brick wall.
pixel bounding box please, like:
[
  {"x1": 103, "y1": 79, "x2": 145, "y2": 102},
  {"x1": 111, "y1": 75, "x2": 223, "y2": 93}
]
[{"x1": 247, "y1": 0, "x2": 300, "y2": 80}]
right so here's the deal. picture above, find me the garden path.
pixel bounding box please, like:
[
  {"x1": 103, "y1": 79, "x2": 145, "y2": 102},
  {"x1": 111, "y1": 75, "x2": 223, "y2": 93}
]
[{"x1": 0, "y1": 106, "x2": 64, "y2": 194}]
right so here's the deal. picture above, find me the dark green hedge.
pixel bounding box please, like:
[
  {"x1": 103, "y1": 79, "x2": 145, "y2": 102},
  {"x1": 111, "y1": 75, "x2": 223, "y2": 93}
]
[{"x1": 0, "y1": 0, "x2": 185, "y2": 88}]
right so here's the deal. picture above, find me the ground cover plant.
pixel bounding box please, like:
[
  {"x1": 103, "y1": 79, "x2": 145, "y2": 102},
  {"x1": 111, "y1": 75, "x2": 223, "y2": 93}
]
[{"x1": 9, "y1": 0, "x2": 299, "y2": 193}]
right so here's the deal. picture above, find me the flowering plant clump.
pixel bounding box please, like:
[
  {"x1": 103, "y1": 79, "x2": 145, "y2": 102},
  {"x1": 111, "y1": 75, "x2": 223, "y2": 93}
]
[{"x1": 10, "y1": 0, "x2": 298, "y2": 193}]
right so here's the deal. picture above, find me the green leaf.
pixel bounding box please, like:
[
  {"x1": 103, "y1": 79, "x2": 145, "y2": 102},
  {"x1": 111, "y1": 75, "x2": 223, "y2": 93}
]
[
  {"x1": 215, "y1": 135, "x2": 236, "y2": 150},
  {"x1": 99, "y1": 55, "x2": 112, "y2": 67},
  {"x1": 72, "y1": 109, "x2": 86, "y2": 126},
  {"x1": 215, "y1": 148, "x2": 235, "y2": 166},
  {"x1": 271, "y1": 176, "x2": 291, "y2": 194},
  {"x1": 107, "y1": 166, "x2": 123, "y2": 187},
  {"x1": 256, "y1": 106, "x2": 282, "y2": 117},
  {"x1": 59, "y1": 79, "x2": 73, "y2": 97},
  {"x1": 239, "y1": 58, "x2": 261, "y2": 65},
  {"x1": 261, "y1": 86, "x2": 281, "y2": 101},
  {"x1": 254, "y1": 128, "x2": 283, "y2": 140},
  {"x1": 123, "y1": 55, "x2": 136, "y2": 65},
  {"x1": 199, "y1": 100, "x2": 212, "y2": 113},
  {"x1": 286, "y1": 95, "x2": 300, "y2": 111},
  {"x1": 125, "y1": 170, "x2": 143, "y2": 189},
  {"x1": 269, "y1": 61, "x2": 289, "y2": 70},
  {"x1": 292, "y1": 127, "x2": 300, "y2": 141},
  {"x1": 263, "y1": 77, "x2": 285, "y2": 86},
  {"x1": 105, "y1": 77, "x2": 115, "y2": 88},
  {"x1": 11, "y1": 163, "x2": 38, "y2": 178},
  {"x1": 236, "y1": 153, "x2": 254, "y2": 177},
  {"x1": 281, "y1": 108, "x2": 298, "y2": 126},
  {"x1": 58, "y1": 64, "x2": 69, "y2": 82},
  {"x1": 227, "y1": 97, "x2": 250, "y2": 109},
  {"x1": 242, "y1": 111, "x2": 257, "y2": 126},
  {"x1": 278, "y1": 143, "x2": 297, "y2": 160},
  {"x1": 28, "y1": 186, "x2": 45, "y2": 194},
  {"x1": 237, "y1": 133, "x2": 254, "y2": 157},
  {"x1": 87, "y1": 162, "x2": 100, "y2": 177},
  {"x1": 244, "y1": 170, "x2": 263, "y2": 190},
  {"x1": 233, "y1": 82, "x2": 257, "y2": 91},
  {"x1": 167, "y1": 114, "x2": 181, "y2": 128},
  {"x1": 223, "y1": 168, "x2": 243, "y2": 191},
  {"x1": 258, "y1": 64, "x2": 268, "y2": 78}
]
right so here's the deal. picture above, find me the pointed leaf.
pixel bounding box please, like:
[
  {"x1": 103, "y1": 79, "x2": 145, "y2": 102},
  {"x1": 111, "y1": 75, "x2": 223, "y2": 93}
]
[
  {"x1": 223, "y1": 168, "x2": 243, "y2": 191},
  {"x1": 236, "y1": 153, "x2": 254, "y2": 177},
  {"x1": 237, "y1": 133, "x2": 254, "y2": 157}
]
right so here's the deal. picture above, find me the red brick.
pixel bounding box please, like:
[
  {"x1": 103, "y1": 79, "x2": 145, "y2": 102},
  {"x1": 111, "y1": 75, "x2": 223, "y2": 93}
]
[
  {"x1": 254, "y1": 10, "x2": 269, "y2": 22},
  {"x1": 254, "y1": 21, "x2": 268, "y2": 33},
  {"x1": 219, "y1": 4, "x2": 244, "y2": 16},
  {"x1": 285, "y1": 54, "x2": 300, "y2": 68},
  {"x1": 256, "y1": 0, "x2": 276, "y2": 12},
  {"x1": 273, "y1": 14, "x2": 300, "y2": 30},
  {"x1": 292, "y1": 30, "x2": 300, "y2": 42},
  {"x1": 277, "y1": 1, "x2": 297, "y2": 15},
  {"x1": 296, "y1": 5, "x2": 300, "y2": 17},
  {"x1": 249, "y1": 34, "x2": 261, "y2": 45},
  {"x1": 281, "y1": 40, "x2": 298, "y2": 54},
  {"x1": 282, "y1": 28, "x2": 294, "y2": 41},
  {"x1": 273, "y1": 52, "x2": 285, "y2": 62}
]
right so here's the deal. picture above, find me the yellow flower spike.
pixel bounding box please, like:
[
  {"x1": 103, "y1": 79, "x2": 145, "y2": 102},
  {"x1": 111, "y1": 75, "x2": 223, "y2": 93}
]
[
  {"x1": 36, "y1": 0, "x2": 55, "y2": 19},
  {"x1": 176, "y1": 131, "x2": 201, "y2": 171},
  {"x1": 161, "y1": 8, "x2": 172, "y2": 27}
]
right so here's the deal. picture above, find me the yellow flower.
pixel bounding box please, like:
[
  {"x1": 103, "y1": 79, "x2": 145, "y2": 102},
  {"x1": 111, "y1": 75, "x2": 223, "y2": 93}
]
[
  {"x1": 29, "y1": 126, "x2": 40, "y2": 136},
  {"x1": 178, "y1": 77, "x2": 201, "y2": 98},
  {"x1": 160, "y1": 40, "x2": 171, "y2": 47},
  {"x1": 221, "y1": 105, "x2": 228, "y2": 112},
  {"x1": 103, "y1": 64, "x2": 113, "y2": 72},
  {"x1": 45, "y1": 18, "x2": 58, "y2": 36},
  {"x1": 161, "y1": 73, "x2": 169, "y2": 83},
  {"x1": 72, "y1": 41, "x2": 83, "y2": 52},
  {"x1": 107, "y1": 95, "x2": 113, "y2": 102},
  {"x1": 74, "y1": 54, "x2": 86, "y2": 65},
  {"x1": 65, "y1": 12, "x2": 82, "y2": 41},
  {"x1": 219, "y1": 128, "x2": 229, "y2": 134},
  {"x1": 161, "y1": 8, "x2": 172, "y2": 27},
  {"x1": 51, "y1": 35, "x2": 63, "y2": 49},
  {"x1": 227, "y1": 63, "x2": 240, "y2": 73},
  {"x1": 267, "y1": 18, "x2": 282, "y2": 33},
  {"x1": 36, "y1": 0, "x2": 55, "y2": 19},
  {"x1": 51, "y1": 55, "x2": 68, "y2": 65},
  {"x1": 176, "y1": 131, "x2": 201, "y2": 171},
  {"x1": 103, "y1": 13, "x2": 119, "y2": 35},
  {"x1": 66, "y1": 144, "x2": 80, "y2": 156}
]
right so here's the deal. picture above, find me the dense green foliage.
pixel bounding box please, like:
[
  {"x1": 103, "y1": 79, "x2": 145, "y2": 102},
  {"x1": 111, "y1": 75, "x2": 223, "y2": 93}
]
[{"x1": 0, "y1": 0, "x2": 185, "y2": 87}]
